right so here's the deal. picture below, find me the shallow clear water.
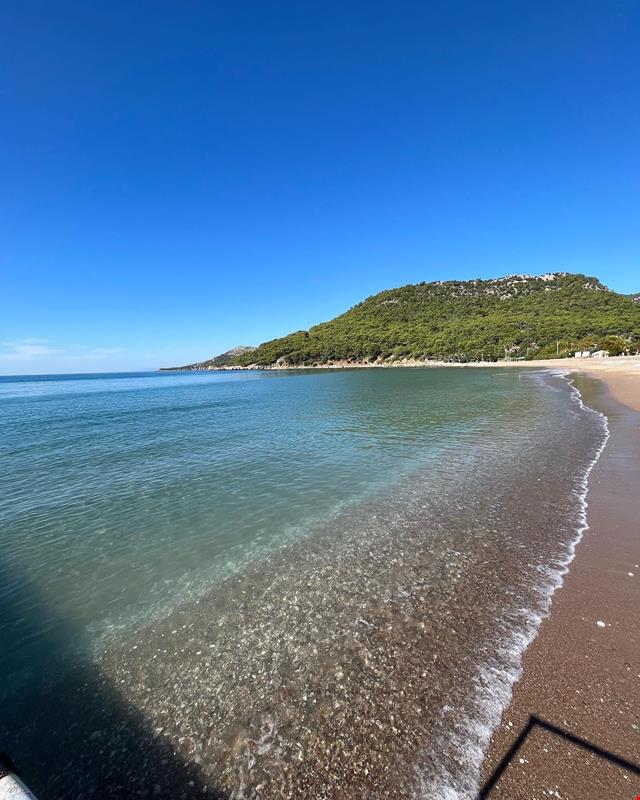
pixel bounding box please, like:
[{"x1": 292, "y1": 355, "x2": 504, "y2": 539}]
[
  {"x1": 0, "y1": 368, "x2": 547, "y2": 678},
  {"x1": 0, "y1": 368, "x2": 606, "y2": 799}
]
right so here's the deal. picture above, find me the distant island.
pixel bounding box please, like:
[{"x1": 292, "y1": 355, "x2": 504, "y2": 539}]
[{"x1": 162, "y1": 273, "x2": 640, "y2": 370}]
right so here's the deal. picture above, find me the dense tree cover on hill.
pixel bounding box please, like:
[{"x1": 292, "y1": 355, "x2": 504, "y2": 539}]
[{"x1": 233, "y1": 274, "x2": 640, "y2": 365}]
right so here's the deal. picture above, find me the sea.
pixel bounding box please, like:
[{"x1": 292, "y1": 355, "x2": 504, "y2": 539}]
[{"x1": 0, "y1": 367, "x2": 607, "y2": 799}]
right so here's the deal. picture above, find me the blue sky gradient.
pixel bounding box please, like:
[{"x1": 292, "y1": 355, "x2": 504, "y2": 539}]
[{"x1": 2, "y1": 1, "x2": 639, "y2": 373}]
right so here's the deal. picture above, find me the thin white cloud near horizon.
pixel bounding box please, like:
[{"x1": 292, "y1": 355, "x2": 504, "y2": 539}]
[
  {"x1": 0, "y1": 338, "x2": 64, "y2": 360},
  {"x1": 0, "y1": 338, "x2": 126, "y2": 366},
  {"x1": 0, "y1": 338, "x2": 212, "y2": 376}
]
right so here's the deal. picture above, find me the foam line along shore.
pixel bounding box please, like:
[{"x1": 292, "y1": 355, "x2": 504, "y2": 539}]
[{"x1": 479, "y1": 368, "x2": 640, "y2": 799}]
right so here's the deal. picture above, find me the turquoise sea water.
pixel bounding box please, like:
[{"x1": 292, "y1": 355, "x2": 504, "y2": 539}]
[
  {"x1": 0, "y1": 368, "x2": 542, "y2": 674},
  {"x1": 0, "y1": 368, "x2": 607, "y2": 798}
]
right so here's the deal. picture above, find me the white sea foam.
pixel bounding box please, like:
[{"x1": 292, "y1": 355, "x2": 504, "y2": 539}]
[{"x1": 414, "y1": 371, "x2": 610, "y2": 799}]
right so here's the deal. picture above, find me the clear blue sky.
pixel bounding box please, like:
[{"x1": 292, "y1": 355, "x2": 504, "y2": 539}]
[{"x1": 2, "y1": 1, "x2": 638, "y2": 374}]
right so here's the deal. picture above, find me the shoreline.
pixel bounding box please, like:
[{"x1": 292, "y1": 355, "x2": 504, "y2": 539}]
[
  {"x1": 478, "y1": 367, "x2": 640, "y2": 798},
  {"x1": 167, "y1": 355, "x2": 640, "y2": 408},
  {"x1": 159, "y1": 356, "x2": 640, "y2": 798},
  {"x1": 429, "y1": 372, "x2": 615, "y2": 799},
  {"x1": 224, "y1": 357, "x2": 639, "y2": 797},
  {"x1": 3, "y1": 365, "x2": 637, "y2": 798},
  {"x1": 4, "y1": 370, "x2": 610, "y2": 799},
  {"x1": 93, "y1": 370, "x2": 611, "y2": 799}
]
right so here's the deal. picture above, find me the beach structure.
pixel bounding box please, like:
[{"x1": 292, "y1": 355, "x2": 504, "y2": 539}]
[{"x1": 574, "y1": 348, "x2": 610, "y2": 358}]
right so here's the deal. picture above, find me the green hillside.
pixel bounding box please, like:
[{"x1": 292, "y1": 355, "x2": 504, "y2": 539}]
[{"x1": 235, "y1": 273, "x2": 640, "y2": 365}]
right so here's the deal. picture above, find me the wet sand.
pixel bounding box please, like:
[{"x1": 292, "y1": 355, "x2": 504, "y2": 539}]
[{"x1": 480, "y1": 369, "x2": 640, "y2": 799}]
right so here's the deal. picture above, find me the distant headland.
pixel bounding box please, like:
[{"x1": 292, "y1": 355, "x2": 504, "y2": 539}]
[{"x1": 161, "y1": 273, "x2": 640, "y2": 371}]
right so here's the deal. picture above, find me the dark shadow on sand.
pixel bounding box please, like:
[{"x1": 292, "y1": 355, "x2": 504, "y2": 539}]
[
  {"x1": 478, "y1": 714, "x2": 640, "y2": 798},
  {"x1": 0, "y1": 560, "x2": 229, "y2": 800}
]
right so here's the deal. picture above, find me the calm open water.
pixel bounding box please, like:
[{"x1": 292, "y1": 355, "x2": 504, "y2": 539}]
[{"x1": 0, "y1": 368, "x2": 606, "y2": 799}]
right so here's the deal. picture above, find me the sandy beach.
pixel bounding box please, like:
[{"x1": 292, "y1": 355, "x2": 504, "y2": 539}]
[
  {"x1": 479, "y1": 357, "x2": 640, "y2": 798},
  {"x1": 481, "y1": 354, "x2": 640, "y2": 412}
]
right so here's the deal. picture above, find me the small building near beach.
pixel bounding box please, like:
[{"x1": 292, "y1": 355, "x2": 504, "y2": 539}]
[{"x1": 574, "y1": 348, "x2": 610, "y2": 358}]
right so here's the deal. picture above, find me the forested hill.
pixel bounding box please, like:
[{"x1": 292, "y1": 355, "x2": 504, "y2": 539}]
[{"x1": 232, "y1": 273, "x2": 640, "y2": 366}]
